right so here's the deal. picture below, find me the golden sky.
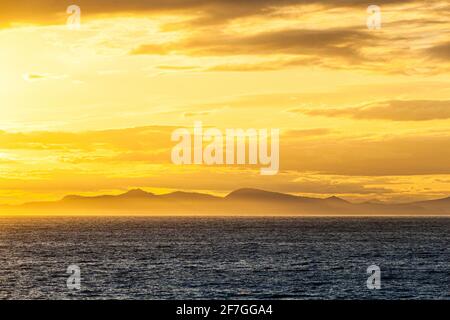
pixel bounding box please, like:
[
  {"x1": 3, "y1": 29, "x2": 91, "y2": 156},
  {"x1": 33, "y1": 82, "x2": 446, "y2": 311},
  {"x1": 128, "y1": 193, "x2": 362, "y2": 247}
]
[{"x1": 0, "y1": 0, "x2": 449, "y2": 205}]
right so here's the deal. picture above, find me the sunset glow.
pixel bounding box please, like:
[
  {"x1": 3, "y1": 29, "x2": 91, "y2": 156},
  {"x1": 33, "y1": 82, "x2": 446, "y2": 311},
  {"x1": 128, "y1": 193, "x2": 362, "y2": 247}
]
[{"x1": 1, "y1": 0, "x2": 449, "y2": 206}]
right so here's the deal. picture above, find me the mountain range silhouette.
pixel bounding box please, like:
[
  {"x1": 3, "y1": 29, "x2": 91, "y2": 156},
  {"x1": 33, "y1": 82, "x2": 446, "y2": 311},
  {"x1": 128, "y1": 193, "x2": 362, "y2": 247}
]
[{"x1": 3, "y1": 188, "x2": 450, "y2": 216}]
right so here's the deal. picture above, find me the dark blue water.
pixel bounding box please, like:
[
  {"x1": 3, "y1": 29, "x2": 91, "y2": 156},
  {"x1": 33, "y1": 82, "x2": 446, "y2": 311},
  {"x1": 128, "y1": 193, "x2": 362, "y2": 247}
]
[{"x1": 0, "y1": 217, "x2": 449, "y2": 299}]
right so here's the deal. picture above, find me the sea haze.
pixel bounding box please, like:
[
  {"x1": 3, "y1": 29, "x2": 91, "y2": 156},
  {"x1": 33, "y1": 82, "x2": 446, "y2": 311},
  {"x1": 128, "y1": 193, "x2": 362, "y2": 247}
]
[
  {"x1": 0, "y1": 217, "x2": 449, "y2": 299},
  {"x1": 5, "y1": 188, "x2": 450, "y2": 215}
]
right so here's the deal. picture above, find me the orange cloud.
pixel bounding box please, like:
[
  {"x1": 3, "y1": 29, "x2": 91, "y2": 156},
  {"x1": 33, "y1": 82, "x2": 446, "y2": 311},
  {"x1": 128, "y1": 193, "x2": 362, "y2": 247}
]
[
  {"x1": 291, "y1": 100, "x2": 450, "y2": 121},
  {"x1": 0, "y1": 0, "x2": 415, "y2": 27}
]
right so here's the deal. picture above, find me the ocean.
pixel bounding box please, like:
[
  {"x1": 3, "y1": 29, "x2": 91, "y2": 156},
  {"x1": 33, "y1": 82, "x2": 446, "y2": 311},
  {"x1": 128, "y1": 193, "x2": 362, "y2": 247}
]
[{"x1": 0, "y1": 217, "x2": 449, "y2": 299}]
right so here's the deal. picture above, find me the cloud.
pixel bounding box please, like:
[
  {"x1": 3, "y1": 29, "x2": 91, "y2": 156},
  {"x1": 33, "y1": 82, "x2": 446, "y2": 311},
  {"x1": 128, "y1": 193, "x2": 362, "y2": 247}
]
[
  {"x1": 185, "y1": 91, "x2": 358, "y2": 111},
  {"x1": 205, "y1": 57, "x2": 319, "y2": 72},
  {"x1": 0, "y1": 0, "x2": 416, "y2": 27},
  {"x1": 426, "y1": 42, "x2": 450, "y2": 61},
  {"x1": 156, "y1": 65, "x2": 199, "y2": 71},
  {"x1": 129, "y1": 20, "x2": 448, "y2": 75},
  {"x1": 2, "y1": 1, "x2": 447, "y2": 75},
  {"x1": 281, "y1": 133, "x2": 450, "y2": 176},
  {"x1": 284, "y1": 128, "x2": 334, "y2": 138},
  {"x1": 0, "y1": 126, "x2": 178, "y2": 151},
  {"x1": 2, "y1": 125, "x2": 450, "y2": 176},
  {"x1": 22, "y1": 73, "x2": 46, "y2": 82},
  {"x1": 291, "y1": 100, "x2": 450, "y2": 121},
  {"x1": 132, "y1": 27, "x2": 376, "y2": 63},
  {"x1": 22, "y1": 73, "x2": 67, "y2": 82},
  {"x1": 183, "y1": 111, "x2": 212, "y2": 118}
]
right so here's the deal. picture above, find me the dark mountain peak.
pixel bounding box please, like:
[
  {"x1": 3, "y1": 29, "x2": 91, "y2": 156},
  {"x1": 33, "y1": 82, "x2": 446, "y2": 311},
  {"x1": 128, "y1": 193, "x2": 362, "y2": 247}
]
[
  {"x1": 432, "y1": 196, "x2": 450, "y2": 202},
  {"x1": 62, "y1": 194, "x2": 85, "y2": 201},
  {"x1": 167, "y1": 191, "x2": 195, "y2": 196},
  {"x1": 325, "y1": 196, "x2": 349, "y2": 203},
  {"x1": 226, "y1": 188, "x2": 297, "y2": 200},
  {"x1": 120, "y1": 189, "x2": 154, "y2": 198},
  {"x1": 413, "y1": 195, "x2": 450, "y2": 206},
  {"x1": 227, "y1": 188, "x2": 273, "y2": 197},
  {"x1": 62, "y1": 189, "x2": 153, "y2": 201},
  {"x1": 160, "y1": 191, "x2": 218, "y2": 200},
  {"x1": 11, "y1": 188, "x2": 450, "y2": 216}
]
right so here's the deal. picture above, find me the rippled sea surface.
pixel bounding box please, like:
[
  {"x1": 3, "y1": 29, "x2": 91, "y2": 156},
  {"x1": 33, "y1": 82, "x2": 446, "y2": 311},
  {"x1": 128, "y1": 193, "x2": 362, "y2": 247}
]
[{"x1": 0, "y1": 217, "x2": 449, "y2": 299}]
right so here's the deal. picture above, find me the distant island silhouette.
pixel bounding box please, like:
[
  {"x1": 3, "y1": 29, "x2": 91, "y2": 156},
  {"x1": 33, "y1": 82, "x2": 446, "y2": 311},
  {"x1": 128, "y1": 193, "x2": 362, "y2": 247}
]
[{"x1": 2, "y1": 188, "x2": 450, "y2": 216}]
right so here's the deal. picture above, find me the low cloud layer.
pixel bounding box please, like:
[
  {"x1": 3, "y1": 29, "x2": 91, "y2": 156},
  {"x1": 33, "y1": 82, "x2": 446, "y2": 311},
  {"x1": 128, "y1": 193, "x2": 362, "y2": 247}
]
[
  {"x1": 2, "y1": 125, "x2": 450, "y2": 176},
  {"x1": 291, "y1": 100, "x2": 450, "y2": 121}
]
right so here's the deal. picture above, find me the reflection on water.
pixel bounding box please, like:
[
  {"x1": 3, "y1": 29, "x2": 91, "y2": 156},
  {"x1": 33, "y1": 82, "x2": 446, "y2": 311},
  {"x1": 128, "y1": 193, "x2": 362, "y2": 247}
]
[{"x1": 0, "y1": 217, "x2": 449, "y2": 299}]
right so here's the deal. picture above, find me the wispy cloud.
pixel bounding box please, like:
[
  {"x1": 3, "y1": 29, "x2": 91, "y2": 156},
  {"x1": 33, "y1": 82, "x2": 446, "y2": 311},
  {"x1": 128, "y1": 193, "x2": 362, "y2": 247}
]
[
  {"x1": 426, "y1": 42, "x2": 450, "y2": 61},
  {"x1": 0, "y1": 0, "x2": 416, "y2": 27},
  {"x1": 22, "y1": 73, "x2": 67, "y2": 82},
  {"x1": 291, "y1": 100, "x2": 450, "y2": 121}
]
